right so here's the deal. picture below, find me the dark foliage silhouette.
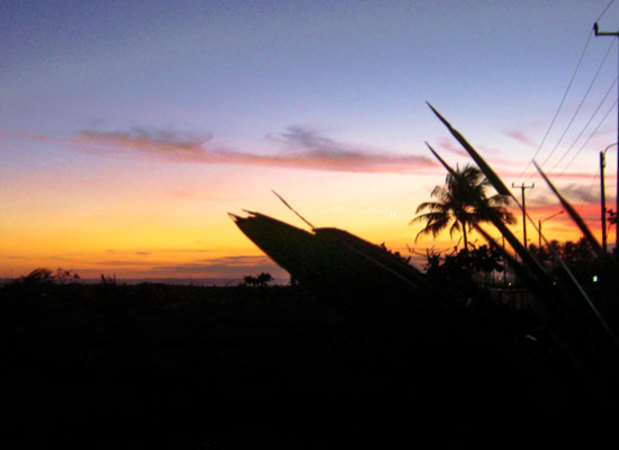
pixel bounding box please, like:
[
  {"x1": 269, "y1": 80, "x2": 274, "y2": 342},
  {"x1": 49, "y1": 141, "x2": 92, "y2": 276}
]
[
  {"x1": 411, "y1": 164, "x2": 515, "y2": 251},
  {"x1": 20, "y1": 267, "x2": 79, "y2": 284},
  {"x1": 242, "y1": 272, "x2": 273, "y2": 287},
  {"x1": 609, "y1": 208, "x2": 618, "y2": 226}
]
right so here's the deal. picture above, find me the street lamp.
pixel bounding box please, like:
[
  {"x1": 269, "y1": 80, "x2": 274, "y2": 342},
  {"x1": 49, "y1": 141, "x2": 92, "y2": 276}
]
[
  {"x1": 538, "y1": 210, "x2": 564, "y2": 248},
  {"x1": 601, "y1": 143, "x2": 617, "y2": 253}
]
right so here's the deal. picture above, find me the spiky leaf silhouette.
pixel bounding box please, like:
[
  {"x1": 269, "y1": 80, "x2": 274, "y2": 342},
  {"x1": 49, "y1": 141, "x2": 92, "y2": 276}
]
[
  {"x1": 426, "y1": 102, "x2": 511, "y2": 196},
  {"x1": 533, "y1": 161, "x2": 601, "y2": 252},
  {"x1": 425, "y1": 143, "x2": 547, "y2": 286},
  {"x1": 412, "y1": 156, "x2": 514, "y2": 251},
  {"x1": 426, "y1": 107, "x2": 619, "y2": 365}
]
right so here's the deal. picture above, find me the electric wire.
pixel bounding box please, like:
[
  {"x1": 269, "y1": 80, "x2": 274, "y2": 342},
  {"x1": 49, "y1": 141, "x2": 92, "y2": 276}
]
[
  {"x1": 549, "y1": 75, "x2": 618, "y2": 173},
  {"x1": 540, "y1": 38, "x2": 616, "y2": 168},
  {"x1": 596, "y1": 0, "x2": 616, "y2": 22},
  {"x1": 518, "y1": 30, "x2": 594, "y2": 178},
  {"x1": 586, "y1": 159, "x2": 601, "y2": 200},
  {"x1": 559, "y1": 97, "x2": 618, "y2": 176},
  {"x1": 519, "y1": 0, "x2": 616, "y2": 179}
]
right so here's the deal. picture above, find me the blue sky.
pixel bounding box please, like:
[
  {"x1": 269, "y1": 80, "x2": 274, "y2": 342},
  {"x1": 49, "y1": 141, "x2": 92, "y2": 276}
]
[{"x1": 2, "y1": 1, "x2": 618, "y2": 279}]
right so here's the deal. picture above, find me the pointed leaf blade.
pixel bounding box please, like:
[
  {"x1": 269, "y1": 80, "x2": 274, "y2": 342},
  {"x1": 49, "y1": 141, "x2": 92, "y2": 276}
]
[
  {"x1": 533, "y1": 161, "x2": 601, "y2": 251},
  {"x1": 426, "y1": 102, "x2": 512, "y2": 196},
  {"x1": 425, "y1": 143, "x2": 549, "y2": 281}
]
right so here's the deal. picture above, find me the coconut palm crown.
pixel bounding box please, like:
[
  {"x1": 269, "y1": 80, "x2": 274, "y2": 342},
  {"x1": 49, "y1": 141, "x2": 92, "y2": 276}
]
[{"x1": 411, "y1": 164, "x2": 515, "y2": 251}]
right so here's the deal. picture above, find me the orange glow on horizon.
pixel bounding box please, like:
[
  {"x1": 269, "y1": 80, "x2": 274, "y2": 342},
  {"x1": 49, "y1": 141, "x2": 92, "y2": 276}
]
[{"x1": 2, "y1": 153, "x2": 614, "y2": 280}]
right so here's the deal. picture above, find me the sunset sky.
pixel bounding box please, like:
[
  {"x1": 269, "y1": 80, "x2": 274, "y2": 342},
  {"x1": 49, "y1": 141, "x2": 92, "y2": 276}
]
[{"x1": 2, "y1": 1, "x2": 619, "y2": 282}]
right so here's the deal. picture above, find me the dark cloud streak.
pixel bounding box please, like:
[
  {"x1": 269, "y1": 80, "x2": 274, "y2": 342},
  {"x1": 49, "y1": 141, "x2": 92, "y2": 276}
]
[
  {"x1": 149, "y1": 255, "x2": 281, "y2": 276},
  {"x1": 75, "y1": 126, "x2": 436, "y2": 173},
  {"x1": 529, "y1": 183, "x2": 605, "y2": 207}
]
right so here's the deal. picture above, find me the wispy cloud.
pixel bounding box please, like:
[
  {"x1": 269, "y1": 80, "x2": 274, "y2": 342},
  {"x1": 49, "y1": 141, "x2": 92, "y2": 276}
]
[
  {"x1": 149, "y1": 255, "x2": 281, "y2": 276},
  {"x1": 27, "y1": 251, "x2": 285, "y2": 279},
  {"x1": 73, "y1": 126, "x2": 435, "y2": 173},
  {"x1": 267, "y1": 125, "x2": 348, "y2": 152},
  {"x1": 495, "y1": 168, "x2": 601, "y2": 181},
  {"x1": 560, "y1": 184, "x2": 600, "y2": 203},
  {"x1": 436, "y1": 137, "x2": 468, "y2": 157},
  {"x1": 529, "y1": 183, "x2": 606, "y2": 207},
  {"x1": 504, "y1": 130, "x2": 538, "y2": 149},
  {"x1": 77, "y1": 127, "x2": 213, "y2": 162},
  {"x1": 95, "y1": 254, "x2": 275, "y2": 271},
  {"x1": 434, "y1": 136, "x2": 501, "y2": 162}
]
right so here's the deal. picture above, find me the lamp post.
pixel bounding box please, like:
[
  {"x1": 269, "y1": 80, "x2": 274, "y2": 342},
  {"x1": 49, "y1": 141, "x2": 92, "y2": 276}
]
[
  {"x1": 600, "y1": 143, "x2": 617, "y2": 253},
  {"x1": 538, "y1": 210, "x2": 564, "y2": 248}
]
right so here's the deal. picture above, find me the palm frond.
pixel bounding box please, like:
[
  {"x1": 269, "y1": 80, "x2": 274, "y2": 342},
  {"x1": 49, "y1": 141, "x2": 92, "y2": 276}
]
[
  {"x1": 448, "y1": 220, "x2": 461, "y2": 238},
  {"x1": 411, "y1": 211, "x2": 446, "y2": 225},
  {"x1": 414, "y1": 213, "x2": 450, "y2": 241},
  {"x1": 426, "y1": 115, "x2": 619, "y2": 373},
  {"x1": 425, "y1": 142, "x2": 549, "y2": 281},
  {"x1": 414, "y1": 201, "x2": 447, "y2": 215}
]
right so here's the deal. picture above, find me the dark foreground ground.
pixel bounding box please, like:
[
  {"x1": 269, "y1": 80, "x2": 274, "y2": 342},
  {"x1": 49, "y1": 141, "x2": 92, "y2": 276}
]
[{"x1": 1, "y1": 282, "x2": 616, "y2": 448}]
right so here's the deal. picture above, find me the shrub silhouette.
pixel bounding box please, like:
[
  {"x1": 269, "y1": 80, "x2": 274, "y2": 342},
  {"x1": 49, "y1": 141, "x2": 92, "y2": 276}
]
[
  {"x1": 242, "y1": 272, "x2": 273, "y2": 287},
  {"x1": 21, "y1": 268, "x2": 55, "y2": 284},
  {"x1": 20, "y1": 267, "x2": 79, "y2": 285}
]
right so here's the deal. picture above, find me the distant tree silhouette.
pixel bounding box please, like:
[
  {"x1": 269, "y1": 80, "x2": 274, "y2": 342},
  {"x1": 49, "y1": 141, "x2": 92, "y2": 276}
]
[
  {"x1": 411, "y1": 164, "x2": 515, "y2": 251},
  {"x1": 56, "y1": 268, "x2": 80, "y2": 283},
  {"x1": 243, "y1": 272, "x2": 273, "y2": 287},
  {"x1": 20, "y1": 267, "x2": 79, "y2": 284},
  {"x1": 100, "y1": 273, "x2": 116, "y2": 285},
  {"x1": 21, "y1": 268, "x2": 54, "y2": 284},
  {"x1": 423, "y1": 244, "x2": 503, "y2": 296},
  {"x1": 379, "y1": 242, "x2": 412, "y2": 264}
]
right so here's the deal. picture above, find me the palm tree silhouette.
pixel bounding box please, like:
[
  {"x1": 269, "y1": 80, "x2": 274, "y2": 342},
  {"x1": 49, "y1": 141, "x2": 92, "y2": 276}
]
[{"x1": 411, "y1": 164, "x2": 515, "y2": 251}]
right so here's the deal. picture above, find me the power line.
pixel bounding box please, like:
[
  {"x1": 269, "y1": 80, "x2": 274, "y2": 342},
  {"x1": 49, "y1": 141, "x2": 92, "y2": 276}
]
[
  {"x1": 588, "y1": 161, "x2": 600, "y2": 195},
  {"x1": 549, "y1": 75, "x2": 618, "y2": 173},
  {"x1": 519, "y1": 30, "x2": 594, "y2": 178},
  {"x1": 593, "y1": 20, "x2": 619, "y2": 255},
  {"x1": 596, "y1": 0, "x2": 616, "y2": 22},
  {"x1": 519, "y1": 0, "x2": 616, "y2": 179},
  {"x1": 583, "y1": 153, "x2": 601, "y2": 203},
  {"x1": 540, "y1": 38, "x2": 616, "y2": 168},
  {"x1": 559, "y1": 96, "x2": 618, "y2": 176}
]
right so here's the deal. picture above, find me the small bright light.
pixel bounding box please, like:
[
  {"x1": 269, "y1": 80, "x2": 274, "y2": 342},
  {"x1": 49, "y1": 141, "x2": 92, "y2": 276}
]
[
  {"x1": 389, "y1": 212, "x2": 397, "y2": 217},
  {"x1": 593, "y1": 275, "x2": 599, "y2": 283}
]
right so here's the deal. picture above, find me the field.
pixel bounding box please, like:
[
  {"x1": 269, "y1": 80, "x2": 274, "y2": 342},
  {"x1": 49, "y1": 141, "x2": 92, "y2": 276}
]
[{"x1": 0, "y1": 280, "x2": 615, "y2": 448}]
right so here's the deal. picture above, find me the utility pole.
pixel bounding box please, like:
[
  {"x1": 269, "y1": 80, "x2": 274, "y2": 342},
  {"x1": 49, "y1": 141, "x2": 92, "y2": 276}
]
[
  {"x1": 594, "y1": 23, "x2": 619, "y2": 254},
  {"x1": 600, "y1": 143, "x2": 617, "y2": 253},
  {"x1": 512, "y1": 182, "x2": 535, "y2": 249},
  {"x1": 601, "y1": 149, "x2": 607, "y2": 251},
  {"x1": 502, "y1": 236, "x2": 507, "y2": 288}
]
